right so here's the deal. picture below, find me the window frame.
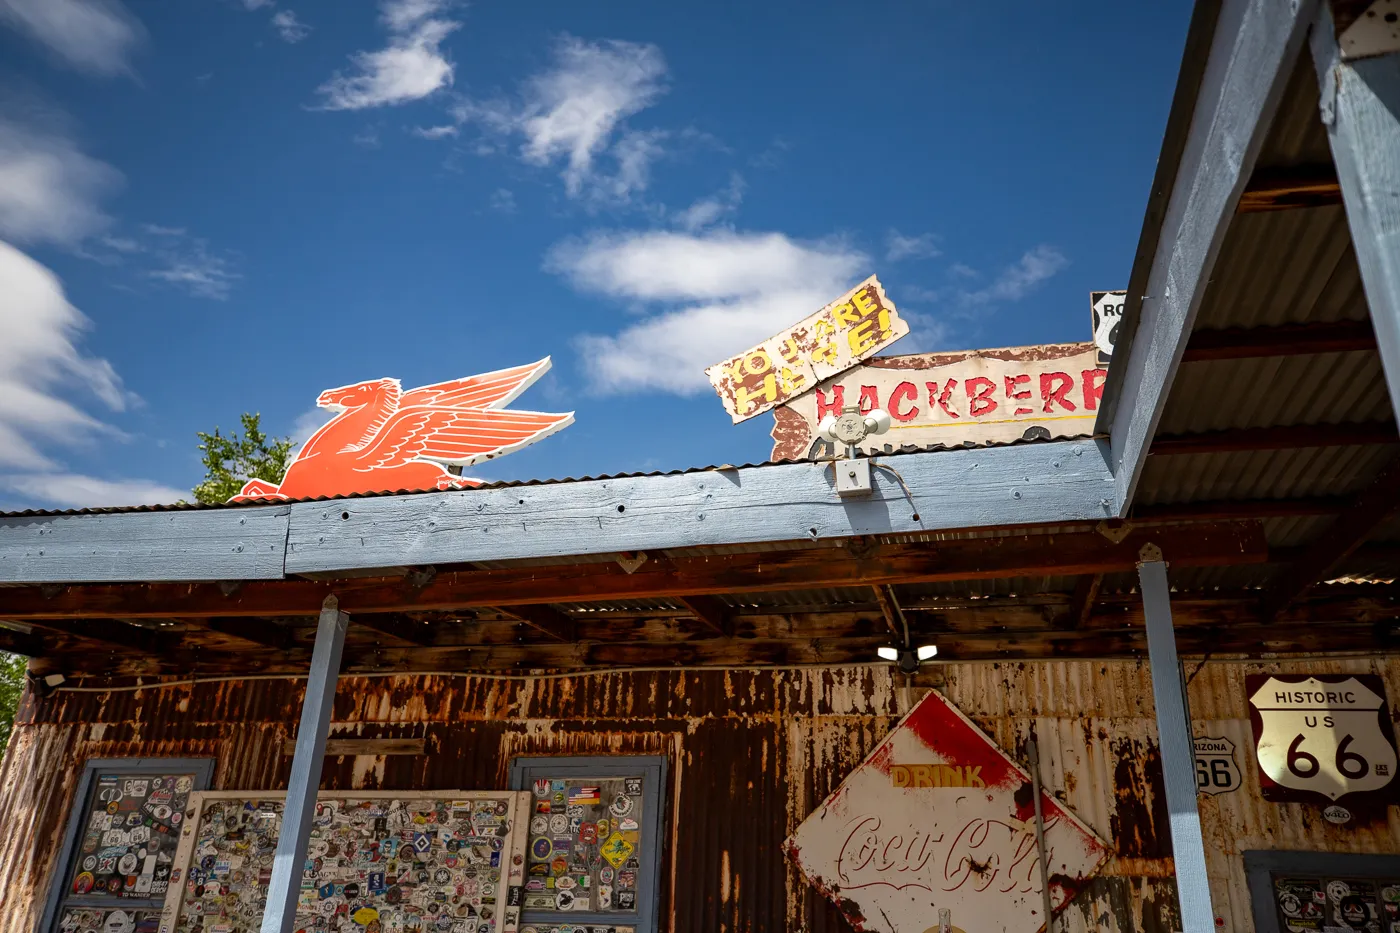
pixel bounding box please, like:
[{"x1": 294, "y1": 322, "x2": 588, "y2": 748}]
[
  {"x1": 1244, "y1": 849, "x2": 1400, "y2": 933},
  {"x1": 38, "y1": 757, "x2": 216, "y2": 933},
  {"x1": 508, "y1": 754, "x2": 668, "y2": 933}
]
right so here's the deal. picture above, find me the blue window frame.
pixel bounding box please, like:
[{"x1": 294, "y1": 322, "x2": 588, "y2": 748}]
[
  {"x1": 509, "y1": 755, "x2": 667, "y2": 933},
  {"x1": 38, "y1": 757, "x2": 215, "y2": 933}
]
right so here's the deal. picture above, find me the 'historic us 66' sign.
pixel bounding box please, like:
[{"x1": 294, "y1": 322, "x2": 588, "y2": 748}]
[
  {"x1": 785, "y1": 691, "x2": 1107, "y2": 933},
  {"x1": 1246, "y1": 674, "x2": 1400, "y2": 806}
]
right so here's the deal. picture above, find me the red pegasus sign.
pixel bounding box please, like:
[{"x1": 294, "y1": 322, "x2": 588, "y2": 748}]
[{"x1": 232, "y1": 358, "x2": 572, "y2": 502}]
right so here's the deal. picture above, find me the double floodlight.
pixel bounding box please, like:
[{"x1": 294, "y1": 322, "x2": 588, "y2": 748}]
[{"x1": 877, "y1": 644, "x2": 938, "y2": 674}]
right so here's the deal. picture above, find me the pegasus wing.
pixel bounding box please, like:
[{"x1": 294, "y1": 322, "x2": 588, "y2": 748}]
[
  {"x1": 398, "y1": 358, "x2": 552, "y2": 411},
  {"x1": 352, "y1": 405, "x2": 575, "y2": 470}
]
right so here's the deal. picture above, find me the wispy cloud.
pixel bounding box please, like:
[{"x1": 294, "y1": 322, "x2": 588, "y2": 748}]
[
  {"x1": 449, "y1": 35, "x2": 669, "y2": 204},
  {"x1": 271, "y1": 9, "x2": 310, "y2": 43},
  {"x1": 412, "y1": 123, "x2": 458, "y2": 140},
  {"x1": 0, "y1": 114, "x2": 121, "y2": 246},
  {"x1": 0, "y1": 241, "x2": 131, "y2": 470},
  {"x1": 315, "y1": 0, "x2": 458, "y2": 110},
  {"x1": 146, "y1": 237, "x2": 239, "y2": 300},
  {"x1": 489, "y1": 188, "x2": 516, "y2": 214},
  {"x1": 959, "y1": 245, "x2": 1067, "y2": 305},
  {"x1": 0, "y1": 473, "x2": 186, "y2": 508},
  {"x1": 885, "y1": 229, "x2": 941, "y2": 262},
  {"x1": 553, "y1": 228, "x2": 867, "y2": 395},
  {"x1": 0, "y1": 0, "x2": 145, "y2": 76},
  {"x1": 673, "y1": 172, "x2": 743, "y2": 232}
]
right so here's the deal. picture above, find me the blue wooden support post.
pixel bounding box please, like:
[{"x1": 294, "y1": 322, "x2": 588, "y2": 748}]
[
  {"x1": 1138, "y1": 548, "x2": 1213, "y2": 933},
  {"x1": 1311, "y1": 3, "x2": 1400, "y2": 414},
  {"x1": 261, "y1": 595, "x2": 349, "y2": 933}
]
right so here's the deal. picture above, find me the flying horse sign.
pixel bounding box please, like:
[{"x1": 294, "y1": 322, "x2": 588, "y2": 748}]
[{"x1": 232, "y1": 358, "x2": 573, "y2": 501}]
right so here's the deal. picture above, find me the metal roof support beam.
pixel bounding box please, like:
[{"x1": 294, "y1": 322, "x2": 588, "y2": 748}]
[
  {"x1": 1311, "y1": 3, "x2": 1400, "y2": 418},
  {"x1": 1098, "y1": 0, "x2": 1317, "y2": 516},
  {"x1": 1139, "y1": 552, "x2": 1214, "y2": 933},
  {"x1": 262, "y1": 596, "x2": 348, "y2": 933}
]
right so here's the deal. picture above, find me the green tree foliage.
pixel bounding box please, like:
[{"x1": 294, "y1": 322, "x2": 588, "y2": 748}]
[
  {"x1": 193, "y1": 413, "x2": 295, "y2": 504},
  {"x1": 0, "y1": 652, "x2": 27, "y2": 758}
]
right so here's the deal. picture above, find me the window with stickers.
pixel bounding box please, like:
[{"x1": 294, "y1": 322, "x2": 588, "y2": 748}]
[
  {"x1": 40, "y1": 758, "x2": 215, "y2": 933},
  {"x1": 509, "y1": 755, "x2": 667, "y2": 933}
]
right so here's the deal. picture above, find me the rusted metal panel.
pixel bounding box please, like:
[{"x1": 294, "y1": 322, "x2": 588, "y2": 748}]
[
  {"x1": 4, "y1": 661, "x2": 1400, "y2": 933},
  {"x1": 771, "y1": 343, "x2": 1107, "y2": 461},
  {"x1": 706, "y1": 276, "x2": 909, "y2": 423}
]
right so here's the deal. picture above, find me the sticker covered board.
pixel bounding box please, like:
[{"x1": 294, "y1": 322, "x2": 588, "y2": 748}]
[
  {"x1": 784, "y1": 690, "x2": 1108, "y2": 933},
  {"x1": 160, "y1": 791, "x2": 530, "y2": 933}
]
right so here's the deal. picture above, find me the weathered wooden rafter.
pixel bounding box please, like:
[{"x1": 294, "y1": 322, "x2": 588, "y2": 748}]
[
  {"x1": 1151, "y1": 421, "x2": 1398, "y2": 455},
  {"x1": 1236, "y1": 164, "x2": 1343, "y2": 212},
  {"x1": 498, "y1": 604, "x2": 576, "y2": 642},
  {"x1": 1181, "y1": 319, "x2": 1374, "y2": 361},
  {"x1": 1262, "y1": 455, "x2": 1400, "y2": 617},
  {"x1": 0, "y1": 521, "x2": 1268, "y2": 622},
  {"x1": 674, "y1": 596, "x2": 735, "y2": 637}
]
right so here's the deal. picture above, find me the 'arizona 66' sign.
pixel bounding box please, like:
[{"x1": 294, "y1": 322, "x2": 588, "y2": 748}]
[{"x1": 1246, "y1": 674, "x2": 1400, "y2": 806}]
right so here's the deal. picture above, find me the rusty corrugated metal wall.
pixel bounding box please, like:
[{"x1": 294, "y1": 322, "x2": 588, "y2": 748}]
[{"x1": 3, "y1": 660, "x2": 1399, "y2": 933}]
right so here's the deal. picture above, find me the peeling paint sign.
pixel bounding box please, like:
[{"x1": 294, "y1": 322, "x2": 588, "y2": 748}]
[
  {"x1": 705, "y1": 276, "x2": 908, "y2": 423},
  {"x1": 785, "y1": 690, "x2": 1108, "y2": 933},
  {"x1": 770, "y1": 343, "x2": 1107, "y2": 460}
]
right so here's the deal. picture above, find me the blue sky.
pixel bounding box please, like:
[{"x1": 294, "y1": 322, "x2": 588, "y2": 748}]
[{"x1": 0, "y1": 0, "x2": 1189, "y2": 509}]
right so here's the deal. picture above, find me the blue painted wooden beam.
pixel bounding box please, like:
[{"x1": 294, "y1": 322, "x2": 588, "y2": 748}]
[
  {"x1": 1311, "y1": 4, "x2": 1400, "y2": 416},
  {"x1": 1139, "y1": 555, "x2": 1215, "y2": 933},
  {"x1": 261, "y1": 596, "x2": 348, "y2": 933},
  {"x1": 283, "y1": 439, "x2": 1115, "y2": 576},
  {"x1": 0, "y1": 442, "x2": 1114, "y2": 584},
  {"x1": 1099, "y1": 0, "x2": 1317, "y2": 515},
  {"x1": 0, "y1": 505, "x2": 291, "y2": 583}
]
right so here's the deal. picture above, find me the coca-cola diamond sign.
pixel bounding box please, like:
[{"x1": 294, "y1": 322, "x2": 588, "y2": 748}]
[{"x1": 785, "y1": 691, "x2": 1107, "y2": 933}]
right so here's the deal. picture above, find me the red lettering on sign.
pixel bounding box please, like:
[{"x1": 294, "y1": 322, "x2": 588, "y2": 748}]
[
  {"x1": 816, "y1": 386, "x2": 845, "y2": 420},
  {"x1": 859, "y1": 385, "x2": 880, "y2": 414},
  {"x1": 1003, "y1": 374, "x2": 1033, "y2": 415},
  {"x1": 889, "y1": 382, "x2": 919, "y2": 421},
  {"x1": 966, "y1": 378, "x2": 997, "y2": 417},
  {"x1": 1039, "y1": 372, "x2": 1076, "y2": 413},
  {"x1": 928, "y1": 380, "x2": 960, "y2": 419},
  {"x1": 1081, "y1": 368, "x2": 1107, "y2": 411}
]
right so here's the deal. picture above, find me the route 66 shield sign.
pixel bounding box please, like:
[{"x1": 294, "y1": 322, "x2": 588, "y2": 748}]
[{"x1": 1246, "y1": 674, "x2": 1400, "y2": 805}]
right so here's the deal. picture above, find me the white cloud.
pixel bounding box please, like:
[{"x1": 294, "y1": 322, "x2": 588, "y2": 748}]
[
  {"x1": 0, "y1": 241, "x2": 130, "y2": 469},
  {"x1": 553, "y1": 229, "x2": 867, "y2": 394},
  {"x1": 290, "y1": 407, "x2": 331, "y2": 448},
  {"x1": 673, "y1": 172, "x2": 743, "y2": 232},
  {"x1": 961, "y1": 245, "x2": 1067, "y2": 305},
  {"x1": 948, "y1": 262, "x2": 978, "y2": 279},
  {"x1": 516, "y1": 37, "x2": 667, "y2": 197},
  {"x1": 1, "y1": 473, "x2": 186, "y2": 508},
  {"x1": 240, "y1": 0, "x2": 273, "y2": 9},
  {"x1": 489, "y1": 188, "x2": 516, "y2": 214},
  {"x1": 412, "y1": 123, "x2": 458, "y2": 139},
  {"x1": 146, "y1": 239, "x2": 238, "y2": 300},
  {"x1": 140, "y1": 222, "x2": 185, "y2": 236},
  {"x1": 0, "y1": 115, "x2": 121, "y2": 246},
  {"x1": 0, "y1": 0, "x2": 144, "y2": 76},
  {"x1": 451, "y1": 35, "x2": 668, "y2": 202},
  {"x1": 885, "y1": 229, "x2": 941, "y2": 262},
  {"x1": 315, "y1": 0, "x2": 458, "y2": 110},
  {"x1": 271, "y1": 9, "x2": 310, "y2": 43}
]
